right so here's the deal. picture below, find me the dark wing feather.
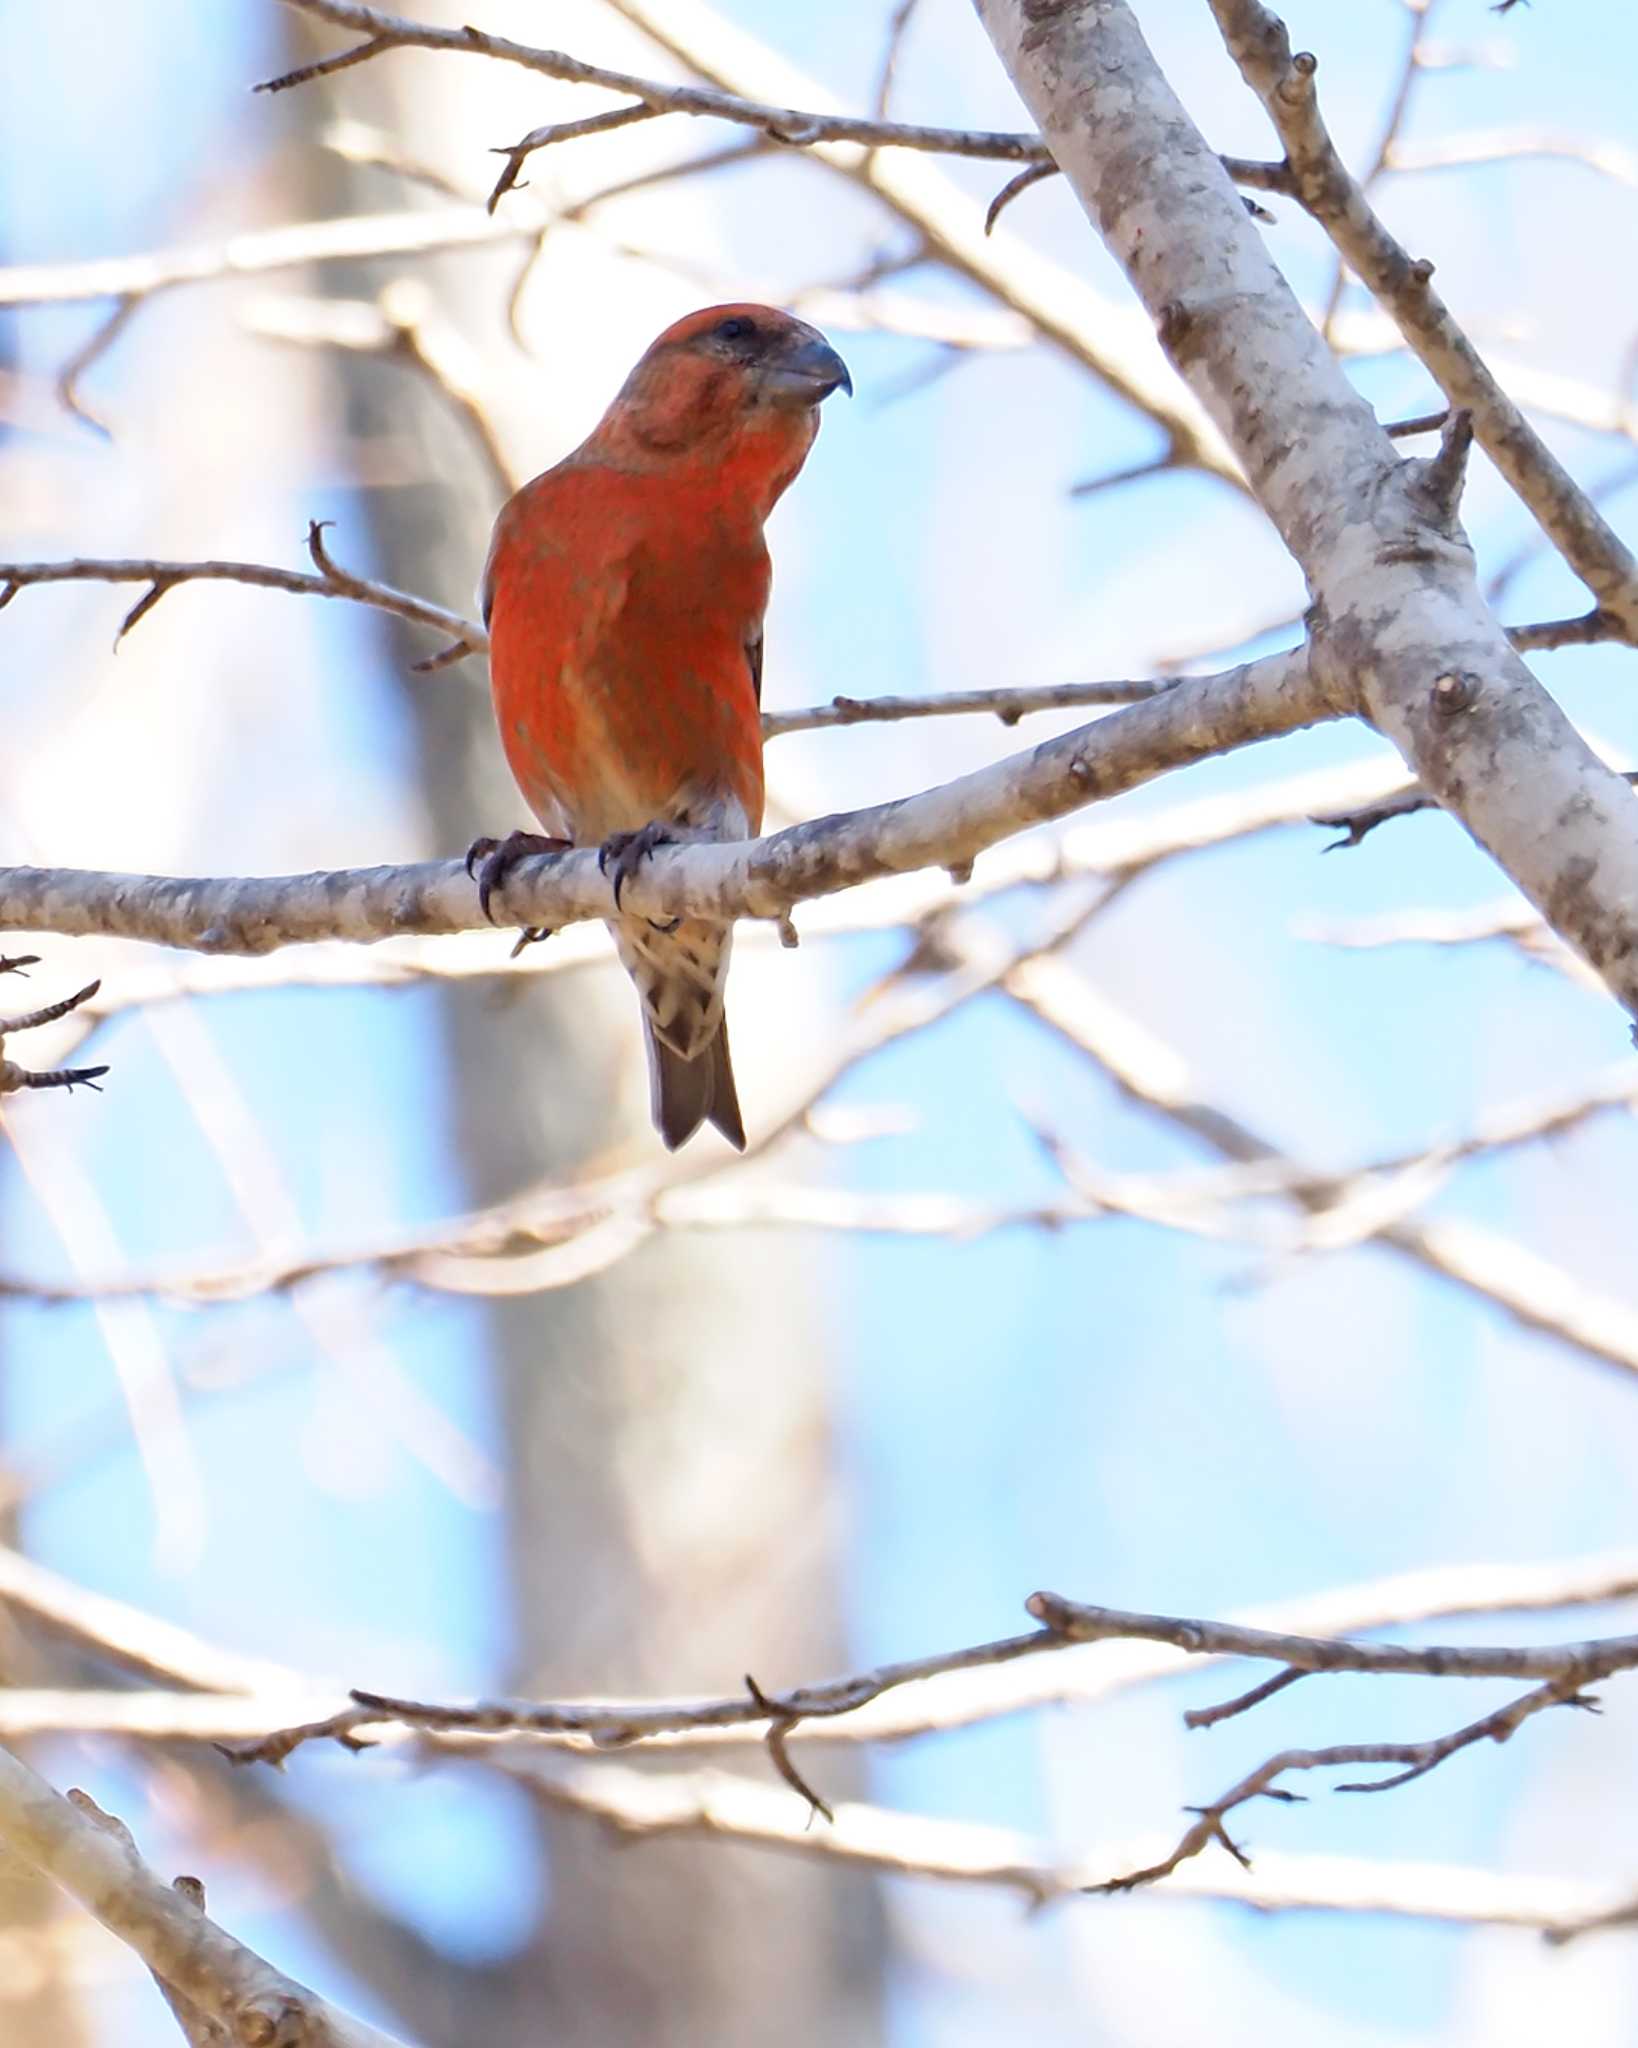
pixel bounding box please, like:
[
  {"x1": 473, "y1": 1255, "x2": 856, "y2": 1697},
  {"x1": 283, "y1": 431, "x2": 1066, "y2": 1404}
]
[{"x1": 746, "y1": 626, "x2": 764, "y2": 707}]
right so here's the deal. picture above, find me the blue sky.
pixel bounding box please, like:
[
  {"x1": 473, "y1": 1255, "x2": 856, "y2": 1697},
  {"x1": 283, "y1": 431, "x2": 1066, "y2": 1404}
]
[{"x1": 3, "y1": 1, "x2": 1638, "y2": 2042}]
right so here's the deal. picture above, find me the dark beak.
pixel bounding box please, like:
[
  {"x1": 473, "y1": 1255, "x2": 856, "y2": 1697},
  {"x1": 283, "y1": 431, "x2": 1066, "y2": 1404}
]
[{"x1": 766, "y1": 334, "x2": 853, "y2": 405}]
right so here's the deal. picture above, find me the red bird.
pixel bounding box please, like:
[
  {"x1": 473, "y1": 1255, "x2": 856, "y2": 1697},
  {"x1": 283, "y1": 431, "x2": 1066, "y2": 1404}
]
[{"x1": 468, "y1": 305, "x2": 851, "y2": 1149}]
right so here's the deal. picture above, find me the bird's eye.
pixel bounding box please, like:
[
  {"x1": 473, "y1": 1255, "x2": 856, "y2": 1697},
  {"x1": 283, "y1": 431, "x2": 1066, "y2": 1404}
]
[{"x1": 715, "y1": 315, "x2": 754, "y2": 342}]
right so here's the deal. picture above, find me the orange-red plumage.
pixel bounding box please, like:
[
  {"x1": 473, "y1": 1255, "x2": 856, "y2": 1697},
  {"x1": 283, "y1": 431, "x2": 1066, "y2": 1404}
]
[{"x1": 474, "y1": 304, "x2": 850, "y2": 1149}]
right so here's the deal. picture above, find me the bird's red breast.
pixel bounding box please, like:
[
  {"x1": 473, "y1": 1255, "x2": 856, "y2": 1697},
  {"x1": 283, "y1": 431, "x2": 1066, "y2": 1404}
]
[
  {"x1": 485, "y1": 457, "x2": 771, "y2": 845},
  {"x1": 477, "y1": 303, "x2": 850, "y2": 1149}
]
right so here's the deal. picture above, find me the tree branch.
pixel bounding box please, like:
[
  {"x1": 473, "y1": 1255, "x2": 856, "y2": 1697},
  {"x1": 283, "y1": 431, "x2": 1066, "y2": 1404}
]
[
  {"x1": 1005, "y1": 962, "x2": 1638, "y2": 1388},
  {"x1": 0, "y1": 534, "x2": 482, "y2": 660},
  {"x1": 504, "y1": 1750, "x2": 1631, "y2": 1931},
  {"x1": 605, "y1": 0, "x2": 1243, "y2": 484},
  {"x1": 1089, "y1": 1682, "x2": 1593, "y2": 1893},
  {"x1": 0, "y1": 1747, "x2": 410, "y2": 2046},
  {"x1": 0, "y1": 646, "x2": 1331, "y2": 952},
  {"x1": 977, "y1": 0, "x2": 1638, "y2": 1016},
  {"x1": 267, "y1": 0, "x2": 1054, "y2": 161},
  {"x1": 1216, "y1": 2, "x2": 1638, "y2": 636}
]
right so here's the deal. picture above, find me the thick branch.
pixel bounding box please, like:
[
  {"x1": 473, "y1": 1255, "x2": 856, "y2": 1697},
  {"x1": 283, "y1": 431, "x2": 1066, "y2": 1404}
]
[
  {"x1": 0, "y1": 647, "x2": 1330, "y2": 952},
  {"x1": 0, "y1": 1747, "x2": 408, "y2": 2046},
  {"x1": 977, "y1": 0, "x2": 1638, "y2": 1014}
]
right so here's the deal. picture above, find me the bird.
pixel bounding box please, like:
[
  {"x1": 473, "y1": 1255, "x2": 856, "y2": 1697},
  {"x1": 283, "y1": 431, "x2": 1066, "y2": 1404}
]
[{"x1": 468, "y1": 303, "x2": 851, "y2": 1151}]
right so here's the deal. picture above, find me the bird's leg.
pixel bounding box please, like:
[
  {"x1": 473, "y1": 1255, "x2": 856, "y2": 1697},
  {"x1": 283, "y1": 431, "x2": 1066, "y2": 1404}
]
[
  {"x1": 598, "y1": 820, "x2": 681, "y2": 930},
  {"x1": 465, "y1": 829, "x2": 572, "y2": 949}
]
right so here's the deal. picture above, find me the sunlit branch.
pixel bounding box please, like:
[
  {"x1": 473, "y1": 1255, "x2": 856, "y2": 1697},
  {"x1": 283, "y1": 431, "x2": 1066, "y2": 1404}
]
[
  {"x1": 0, "y1": 1749, "x2": 407, "y2": 2047},
  {"x1": 0, "y1": 647, "x2": 1331, "y2": 955},
  {"x1": 0, "y1": 531, "x2": 483, "y2": 660},
  {"x1": 1004, "y1": 961, "x2": 1638, "y2": 1388},
  {"x1": 1219, "y1": 3, "x2": 1638, "y2": 635},
  {"x1": 981, "y1": 0, "x2": 1638, "y2": 1017},
  {"x1": 1089, "y1": 1681, "x2": 1593, "y2": 1893},
  {"x1": 605, "y1": 0, "x2": 1243, "y2": 485},
  {"x1": 1387, "y1": 128, "x2": 1638, "y2": 189},
  {"x1": 267, "y1": 0, "x2": 1054, "y2": 161}
]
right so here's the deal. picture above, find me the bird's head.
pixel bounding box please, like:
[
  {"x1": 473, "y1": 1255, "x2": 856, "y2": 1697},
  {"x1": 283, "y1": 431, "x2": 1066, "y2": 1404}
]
[{"x1": 592, "y1": 305, "x2": 851, "y2": 478}]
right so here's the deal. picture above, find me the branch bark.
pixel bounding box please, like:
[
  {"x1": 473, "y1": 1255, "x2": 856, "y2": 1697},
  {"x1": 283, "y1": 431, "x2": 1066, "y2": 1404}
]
[
  {"x1": 0, "y1": 648, "x2": 1329, "y2": 952},
  {"x1": 974, "y1": 0, "x2": 1638, "y2": 1018},
  {"x1": 0, "y1": 1746, "x2": 411, "y2": 2047}
]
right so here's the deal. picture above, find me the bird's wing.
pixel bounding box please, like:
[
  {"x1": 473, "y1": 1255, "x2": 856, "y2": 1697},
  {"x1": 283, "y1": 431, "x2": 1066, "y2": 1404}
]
[{"x1": 745, "y1": 624, "x2": 763, "y2": 708}]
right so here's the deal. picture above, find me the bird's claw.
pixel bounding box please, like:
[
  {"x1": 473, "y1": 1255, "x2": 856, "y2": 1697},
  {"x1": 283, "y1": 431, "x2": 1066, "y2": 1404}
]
[
  {"x1": 598, "y1": 821, "x2": 680, "y2": 922},
  {"x1": 465, "y1": 829, "x2": 571, "y2": 938}
]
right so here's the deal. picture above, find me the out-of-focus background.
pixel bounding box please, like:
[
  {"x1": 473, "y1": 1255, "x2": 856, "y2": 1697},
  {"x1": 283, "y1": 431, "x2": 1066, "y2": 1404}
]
[{"x1": 3, "y1": 1, "x2": 1638, "y2": 2042}]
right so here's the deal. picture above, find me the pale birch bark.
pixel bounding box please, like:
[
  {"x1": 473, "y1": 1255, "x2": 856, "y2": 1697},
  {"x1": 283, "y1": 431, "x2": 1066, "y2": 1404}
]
[
  {"x1": 0, "y1": 1746, "x2": 409, "y2": 2048},
  {"x1": 974, "y1": 0, "x2": 1638, "y2": 1016},
  {"x1": 0, "y1": 648, "x2": 1326, "y2": 951}
]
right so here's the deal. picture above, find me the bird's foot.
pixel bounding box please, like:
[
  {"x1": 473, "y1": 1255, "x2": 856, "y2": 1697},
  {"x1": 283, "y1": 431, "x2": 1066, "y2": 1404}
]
[
  {"x1": 598, "y1": 820, "x2": 680, "y2": 928},
  {"x1": 465, "y1": 829, "x2": 571, "y2": 948}
]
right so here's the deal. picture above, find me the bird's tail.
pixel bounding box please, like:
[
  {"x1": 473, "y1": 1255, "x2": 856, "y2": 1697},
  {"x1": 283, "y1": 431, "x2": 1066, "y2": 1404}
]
[
  {"x1": 645, "y1": 1016, "x2": 745, "y2": 1152},
  {"x1": 612, "y1": 917, "x2": 746, "y2": 1150}
]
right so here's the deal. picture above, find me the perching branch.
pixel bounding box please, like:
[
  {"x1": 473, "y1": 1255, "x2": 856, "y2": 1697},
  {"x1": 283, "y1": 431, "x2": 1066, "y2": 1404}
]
[{"x1": 0, "y1": 646, "x2": 1332, "y2": 952}]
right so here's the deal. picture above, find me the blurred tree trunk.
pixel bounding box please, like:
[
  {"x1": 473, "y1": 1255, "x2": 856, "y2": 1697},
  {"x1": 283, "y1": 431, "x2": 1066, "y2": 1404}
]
[{"x1": 288, "y1": 8, "x2": 883, "y2": 2042}]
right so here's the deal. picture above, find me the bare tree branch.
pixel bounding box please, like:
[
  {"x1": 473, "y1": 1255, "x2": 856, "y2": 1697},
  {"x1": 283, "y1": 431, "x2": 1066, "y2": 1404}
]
[
  {"x1": 1005, "y1": 962, "x2": 1638, "y2": 1388},
  {"x1": 1088, "y1": 1681, "x2": 1592, "y2": 1893},
  {"x1": 505, "y1": 1750, "x2": 1632, "y2": 1931},
  {"x1": 0, "y1": 1747, "x2": 410, "y2": 2046},
  {"x1": 9, "y1": 1545, "x2": 1638, "y2": 1756},
  {"x1": 0, "y1": 534, "x2": 483, "y2": 659},
  {"x1": 1217, "y1": 3, "x2": 1638, "y2": 636},
  {"x1": 267, "y1": 0, "x2": 1054, "y2": 160},
  {"x1": 0, "y1": 647, "x2": 1331, "y2": 954},
  {"x1": 979, "y1": 0, "x2": 1638, "y2": 1016},
  {"x1": 1388, "y1": 128, "x2": 1638, "y2": 190},
  {"x1": 605, "y1": 0, "x2": 1243, "y2": 484},
  {"x1": 1027, "y1": 1590, "x2": 1638, "y2": 1686}
]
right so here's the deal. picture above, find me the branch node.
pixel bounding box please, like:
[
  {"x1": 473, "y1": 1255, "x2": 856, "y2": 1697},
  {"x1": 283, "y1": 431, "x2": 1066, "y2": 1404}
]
[
  {"x1": 1412, "y1": 406, "x2": 1475, "y2": 525},
  {"x1": 1430, "y1": 670, "x2": 1479, "y2": 718},
  {"x1": 744, "y1": 1673, "x2": 835, "y2": 1826},
  {"x1": 305, "y1": 518, "x2": 343, "y2": 581},
  {"x1": 115, "y1": 580, "x2": 174, "y2": 648},
  {"x1": 411, "y1": 637, "x2": 475, "y2": 673},
  {"x1": 1277, "y1": 51, "x2": 1318, "y2": 106},
  {"x1": 253, "y1": 35, "x2": 390, "y2": 95},
  {"x1": 984, "y1": 159, "x2": 1059, "y2": 235}
]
